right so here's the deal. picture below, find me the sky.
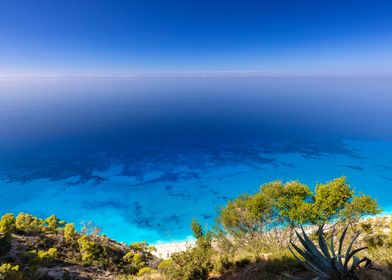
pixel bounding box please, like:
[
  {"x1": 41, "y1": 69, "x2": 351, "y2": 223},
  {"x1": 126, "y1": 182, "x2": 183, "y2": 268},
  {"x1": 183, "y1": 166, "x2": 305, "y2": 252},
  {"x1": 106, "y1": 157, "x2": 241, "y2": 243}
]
[{"x1": 1, "y1": 0, "x2": 392, "y2": 76}]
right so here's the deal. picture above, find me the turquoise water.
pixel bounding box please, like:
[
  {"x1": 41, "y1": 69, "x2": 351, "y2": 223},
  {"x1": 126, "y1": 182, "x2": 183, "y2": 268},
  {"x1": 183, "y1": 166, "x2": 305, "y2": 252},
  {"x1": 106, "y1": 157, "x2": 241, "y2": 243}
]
[{"x1": 0, "y1": 77, "x2": 391, "y2": 243}]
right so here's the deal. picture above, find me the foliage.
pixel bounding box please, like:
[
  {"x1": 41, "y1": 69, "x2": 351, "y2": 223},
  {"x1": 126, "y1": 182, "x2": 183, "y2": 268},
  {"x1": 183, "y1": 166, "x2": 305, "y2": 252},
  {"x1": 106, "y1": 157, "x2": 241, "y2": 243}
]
[
  {"x1": 0, "y1": 177, "x2": 386, "y2": 280},
  {"x1": 217, "y1": 193, "x2": 270, "y2": 235},
  {"x1": 191, "y1": 219, "x2": 204, "y2": 239},
  {"x1": 218, "y1": 177, "x2": 381, "y2": 236},
  {"x1": 44, "y1": 214, "x2": 64, "y2": 231},
  {"x1": 0, "y1": 214, "x2": 15, "y2": 256},
  {"x1": 341, "y1": 194, "x2": 382, "y2": 222},
  {"x1": 136, "y1": 267, "x2": 156, "y2": 277},
  {"x1": 312, "y1": 177, "x2": 354, "y2": 223},
  {"x1": 15, "y1": 213, "x2": 44, "y2": 234},
  {"x1": 129, "y1": 241, "x2": 156, "y2": 256},
  {"x1": 37, "y1": 247, "x2": 58, "y2": 261},
  {"x1": 285, "y1": 225, "x2": 379, "y2": 280},
  {"x1": 0, "y1": 211, "x2": 161, "y2": 279},
  {"x1": 77, "y1": 235, "x2": 98, "y2": 265},
  {"x1": 157, "y1": 259, "x2": 173, "y2": 273},
  {"x1": 0, "y1": 263, "x2": 24, "y2": 280},
  {"x1": 159, "y1": 222, "x2": 213, "y2": 280},
  {"x1": 0, "y1": 214, "x2": 16, "y2": 235},
  {"x1": 64, "y1": 223, "x2": 76, "y2": 243},
  {"x1": 261, "y1": 180, "x2": 313, "y2": 226},
  {"x1": 123, "y1": 252, "x2": 146, "y2": 274}
]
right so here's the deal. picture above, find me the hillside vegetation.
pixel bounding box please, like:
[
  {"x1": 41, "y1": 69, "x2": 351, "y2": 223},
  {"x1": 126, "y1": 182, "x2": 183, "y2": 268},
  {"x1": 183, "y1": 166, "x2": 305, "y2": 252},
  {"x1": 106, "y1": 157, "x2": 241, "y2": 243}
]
[{"x1": 1, "y1": 177, "x2": 392, "y2": 280}]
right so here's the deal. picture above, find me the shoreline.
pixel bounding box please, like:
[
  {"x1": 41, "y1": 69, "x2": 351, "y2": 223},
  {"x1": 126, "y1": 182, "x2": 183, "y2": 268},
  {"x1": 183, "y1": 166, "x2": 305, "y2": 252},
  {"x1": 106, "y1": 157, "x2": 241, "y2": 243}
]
[
  {"x1": 153, "y1": 240, "x2": 195, "y2": 259},
  {"x1": 151, "y1": 213, "x2": 392, "y2": 259}
]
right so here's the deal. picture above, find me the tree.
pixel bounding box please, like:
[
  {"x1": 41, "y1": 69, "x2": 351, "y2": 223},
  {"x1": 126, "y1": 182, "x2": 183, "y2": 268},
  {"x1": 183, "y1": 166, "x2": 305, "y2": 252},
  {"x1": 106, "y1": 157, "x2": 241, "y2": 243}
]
[
  {"x1": 218, "y1": 193, "x2": 271, "y2": 235},
  {"x1": 217, "y1": 177, "x2": 380, "y2": 234},
  {"x1": 261, "y1": 180, "x2": 313, "y2": 227},
  {"x1": 340, "y1": 193, "x2": 381, "y2": 222},
  {"x1": 312, "y1": 177, "x2": 353, "y2": 223}
]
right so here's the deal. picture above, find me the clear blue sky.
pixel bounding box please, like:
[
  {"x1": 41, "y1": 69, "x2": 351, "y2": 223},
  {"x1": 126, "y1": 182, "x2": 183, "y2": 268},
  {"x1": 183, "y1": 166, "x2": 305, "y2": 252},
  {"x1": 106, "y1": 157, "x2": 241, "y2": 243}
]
[{"x1": 1, "y1": 0, "x2": 392, "y2": 75}]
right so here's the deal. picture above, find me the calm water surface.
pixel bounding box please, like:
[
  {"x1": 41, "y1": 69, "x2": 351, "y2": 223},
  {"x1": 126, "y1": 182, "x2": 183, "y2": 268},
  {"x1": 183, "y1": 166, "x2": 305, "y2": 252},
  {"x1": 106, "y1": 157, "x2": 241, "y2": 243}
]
[{"x1": 0, "y1": 77, "x2": 391, "y2": 243}]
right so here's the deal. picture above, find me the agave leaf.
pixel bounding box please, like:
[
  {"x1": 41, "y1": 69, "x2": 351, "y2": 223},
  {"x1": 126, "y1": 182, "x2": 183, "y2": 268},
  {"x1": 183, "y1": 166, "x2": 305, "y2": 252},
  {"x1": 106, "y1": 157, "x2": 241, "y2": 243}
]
[
  {"x1": 288, "y1": 223, "x2": 380, "y2": 280},
  {"x1": 298, "y1": 227, "x2": 331, "y2": 270},
  {"x1": 290, "y1": 241, "x2": 313, "y2": 261},
  {"x1": 344, "y1": 247, "x2": 368, "y2": 270},
  {"x1": 294, "y1": 230, "x2": 326, "y2": 267},
  {"x1": 343, "y1": 231, "x2": 361, "y2": 270},
  {"x1": 289, "y1": 246, "x2": 329, "y2": 278},
  {"x1": 349, "y1": 255, "x2": 362, "y2": 271},
  {"x1": 317, "y1": 225, "x2": 331, "y2": 259},
  {"x1": 290, "y1": 241, "x2": 328, "y2": 274},
  {"x1": 337, "y1": 226, "x2": 348, "y2": 267},
  {"x1": 329, "y1": 226, "x2": 336, "y2": 257}
]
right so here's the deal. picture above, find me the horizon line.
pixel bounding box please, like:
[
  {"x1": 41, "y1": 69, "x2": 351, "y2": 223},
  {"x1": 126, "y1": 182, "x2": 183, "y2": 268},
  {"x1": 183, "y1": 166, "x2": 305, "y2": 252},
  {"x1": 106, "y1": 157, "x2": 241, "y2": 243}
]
[{"x1": 0, "y1": 70, "x2": 391, "y2": 79}]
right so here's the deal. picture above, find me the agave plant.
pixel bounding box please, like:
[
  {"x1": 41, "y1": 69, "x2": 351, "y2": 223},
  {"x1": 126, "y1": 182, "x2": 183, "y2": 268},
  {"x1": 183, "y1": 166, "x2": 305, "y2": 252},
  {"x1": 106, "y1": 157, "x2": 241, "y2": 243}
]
[{"x1": 284, "y1": 225, "x2": 379, "y2": 280}]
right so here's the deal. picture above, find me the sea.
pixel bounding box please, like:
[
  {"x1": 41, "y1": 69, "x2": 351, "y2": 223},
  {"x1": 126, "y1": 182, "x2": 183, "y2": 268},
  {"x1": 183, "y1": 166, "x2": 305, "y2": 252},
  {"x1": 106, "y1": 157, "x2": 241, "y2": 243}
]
[{"x1": 0, "y1": 76, "x2": 391, "y2": 244}]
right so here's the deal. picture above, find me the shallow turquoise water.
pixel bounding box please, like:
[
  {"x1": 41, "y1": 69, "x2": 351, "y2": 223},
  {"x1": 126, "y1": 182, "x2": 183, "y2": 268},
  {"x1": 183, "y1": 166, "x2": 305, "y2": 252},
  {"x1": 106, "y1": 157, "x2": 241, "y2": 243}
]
[{"x1": 0, "y1": 77, "x2": 391, "y2": 243}]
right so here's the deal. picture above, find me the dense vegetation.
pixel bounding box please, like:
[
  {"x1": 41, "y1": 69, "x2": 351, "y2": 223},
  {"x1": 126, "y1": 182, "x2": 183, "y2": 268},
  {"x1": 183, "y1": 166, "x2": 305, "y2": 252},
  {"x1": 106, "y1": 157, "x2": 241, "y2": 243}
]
[
  {"x1": 0, "y1": 213, "x2": 158, "y2": 279},
  {"x1": 1, "y1": 177, "x2": 392, "y2": 280},
  {"x1": 158, "y1": 177, "x2": 392, "y2": 280}
]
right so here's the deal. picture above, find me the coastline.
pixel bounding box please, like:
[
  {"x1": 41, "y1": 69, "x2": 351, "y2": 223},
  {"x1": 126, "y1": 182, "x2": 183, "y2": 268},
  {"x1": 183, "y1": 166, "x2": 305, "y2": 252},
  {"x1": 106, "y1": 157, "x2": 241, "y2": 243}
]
[
  {"x1": 151, "y1": 213, "x2": 392, "y2": 259},
  {"x1": 153, "y1": 240, "x2": 195, "y2": 259}
]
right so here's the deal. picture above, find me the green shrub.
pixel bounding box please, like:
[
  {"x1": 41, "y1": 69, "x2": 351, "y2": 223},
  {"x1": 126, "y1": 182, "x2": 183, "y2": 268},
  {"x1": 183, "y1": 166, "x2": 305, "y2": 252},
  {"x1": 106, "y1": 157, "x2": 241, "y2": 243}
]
[
  {"x1": 213, "y1": 255, "x2": 233, "y2": 274},
  {"x1": 15, "y1": 213, "x2": 44, "y2": 234},
  {"x1": 137, "y1": 267, "x2": 155, "y2": 277},
  {"x1": 0, "y1": 214, "x2": 16, "y2": 235},
  {"x1": 37, "y1": 247, "x2": 58, "y2": 261},
  {"x1": 191, "y1": 219, "x2": 204, "y2": 239},
  {"x1": 366, "y1": 231, "x2": 388, "y2": 249},
  {"x1": 0, "y1": 263, "x2": 24, "y2": 280},
  {"x1": 123, "y1": 252, "x2": 146, "y2": 274},
  {"x1": 45, "y1": 215, "x2": 62, "y2": 231},
  {"x1": 64, "y1": 223, "x2": 76, "y2": 243},
  {"x1": 0, "y1": 214, "x2": 15, "y2": 255},
  {"x1": 129, "y1": 241, "x2": 148, "y2": 251},
  {"x1": 160, "y1": 227, "x2": 213, "y2": 280},
  {"x1": 158, "y1": 258, "x2": 183, "y2": 279},
  {"x1": 157, "y1": 259, "x2": 173, "y2": 271},
  {"x1": 77, "y1": 235, "x2": 97, "y2": 265},
  {"x1": 129, "y1": 241, "x2": 155, "y2": 256}
]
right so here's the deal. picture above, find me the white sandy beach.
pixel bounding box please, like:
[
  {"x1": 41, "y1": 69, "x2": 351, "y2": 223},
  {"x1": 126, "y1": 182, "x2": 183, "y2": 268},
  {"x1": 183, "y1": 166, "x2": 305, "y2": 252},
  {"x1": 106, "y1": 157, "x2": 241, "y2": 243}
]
[{"x1": 153, "y1": 241, "x2": 195, "y2": 259}]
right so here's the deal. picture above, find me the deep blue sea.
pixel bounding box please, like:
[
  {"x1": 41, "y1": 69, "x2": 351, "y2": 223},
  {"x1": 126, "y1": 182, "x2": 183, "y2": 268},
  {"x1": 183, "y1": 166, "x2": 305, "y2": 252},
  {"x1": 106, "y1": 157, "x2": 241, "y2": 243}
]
[{"x1": 0, "y1": 77, "x2": 391, "y2": 244}]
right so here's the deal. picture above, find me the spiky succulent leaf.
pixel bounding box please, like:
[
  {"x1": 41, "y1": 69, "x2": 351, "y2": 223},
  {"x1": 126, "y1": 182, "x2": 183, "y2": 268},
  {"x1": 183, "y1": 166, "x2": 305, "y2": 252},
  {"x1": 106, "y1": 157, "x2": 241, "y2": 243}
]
[
  {"x1": 285, "y1": 225, "x2": 378, "y2": 280},
  {"x1": 344, "y1": 247, "x2": 368, "y2": 270},
  {"x1": 317, "y1": 225, "x2": 331, "y2": 259},
  {"x1": 350, "y1": 256, "x2": 362, "y2": 271},
  {"x1": 297, "y1": 227, "x2": 331, "y2": 270},
  {"x1": 289, "y1": 242, "x2": 330, "y2": 277},
  {"x1": 337, "y1": 226, "x2": 348, "y2": 267},
  {"x1": 343, "y1": 231, "x2": 361, "y2": 270}
]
